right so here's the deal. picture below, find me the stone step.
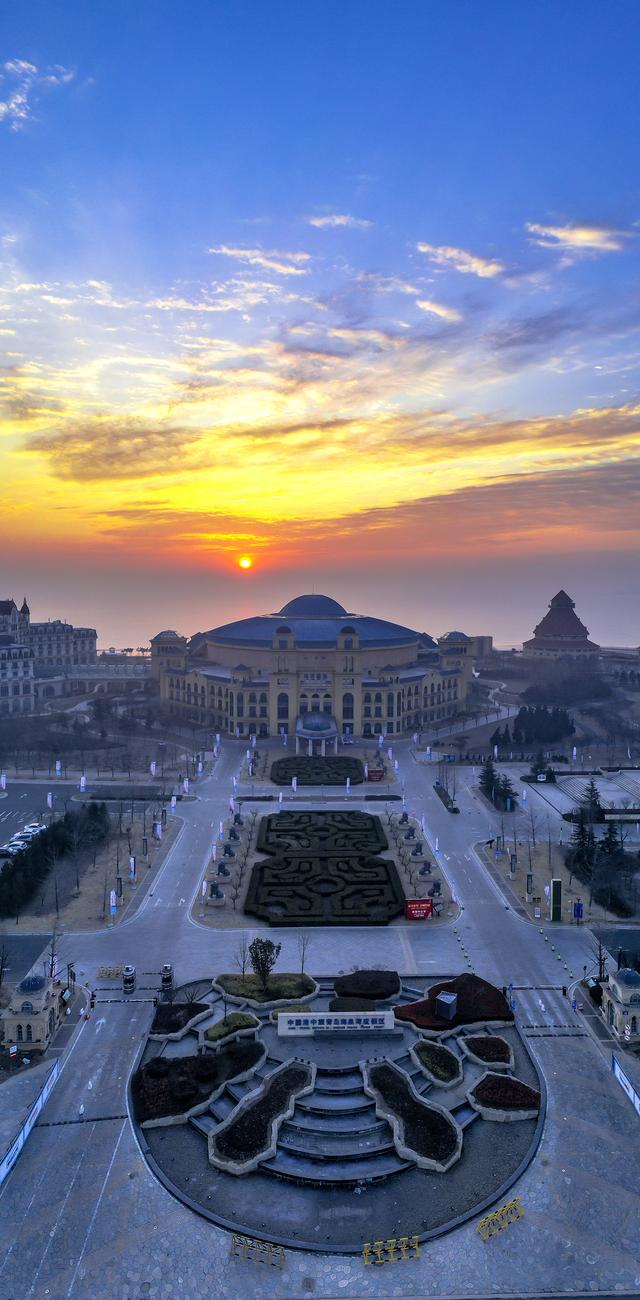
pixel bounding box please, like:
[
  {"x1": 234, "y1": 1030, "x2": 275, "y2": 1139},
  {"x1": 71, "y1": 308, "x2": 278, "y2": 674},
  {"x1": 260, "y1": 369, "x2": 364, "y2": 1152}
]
[
  {"x1": 262, "y1": 1145, "x2": 411, "y2": 1185},
  {"x1": 208, "y1": 1093, "x2": 236, "y2": 1121},
  {"x1": 453, "y1": 1102, "x2": 478, "y2": 1128},
  {"x1": 278, "y1": 1123, "x2": 395, "y2": 1159},
  {"x1": 311, "y1": 1071, "x2": 365, "y2": 1095},
  {"x1": 296, "y1": 1090, "x2": 375, "y2": 1116},
  {"x1": 289, "y1": 1108, "x2": 383, "y2": 1135},
  {"x1": 190, "y1": 1113, "x2": 218, "y2": 1137}
]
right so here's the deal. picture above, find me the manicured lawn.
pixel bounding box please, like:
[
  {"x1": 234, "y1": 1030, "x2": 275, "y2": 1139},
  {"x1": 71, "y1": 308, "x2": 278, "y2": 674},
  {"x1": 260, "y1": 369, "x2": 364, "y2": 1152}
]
[
  {"x1": 205, "y1": 1012, "x2": 258, "y2": 1041},
  {"x1": 215, "y1": 972, "x2": 316, "y2": 1003}
]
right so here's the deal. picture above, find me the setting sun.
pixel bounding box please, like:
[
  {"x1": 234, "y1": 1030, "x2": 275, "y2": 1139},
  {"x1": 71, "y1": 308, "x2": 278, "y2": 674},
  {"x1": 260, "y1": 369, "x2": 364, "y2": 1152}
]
[{"x1": 238, "y1": 556, "x2": 253, "y2": 569}]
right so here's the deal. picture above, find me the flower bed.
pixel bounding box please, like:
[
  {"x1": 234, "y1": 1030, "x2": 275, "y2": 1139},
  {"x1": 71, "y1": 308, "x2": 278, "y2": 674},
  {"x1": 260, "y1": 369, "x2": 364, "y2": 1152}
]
[
  {"x1": 149, "y1": 1002, "x2": 211, "y2": 1040},
  {"x1": 461, "y1": 1035, "x2": 513, "y2": 1069},
  {"x1": 468, "y1": 1071, "x2": 540, "y2": 1122},
  {"x1": 204, "y1": 1012, "x2": 259, "y2": 1043},
  {"x1": 270, "y1": 756, "x2": 365, "y2": 786},
  {"x1": 209, "y1": 1060, "x2": 315, "y2": 1175},
  {"x1": 362, "y1": 1060, "x2": 462, "y2": 1172},
  {"x1": 213, "y1": 973, "x2": 317, "y2": 1006},
  {"x1": 395, "y1": 973, "x2": 513, "y2": 1032},
  {"x1": 270, "y1": 1003, "x2": 315, "y2": 1021},
  {"x1": 328, "y1": 996, "x2": 379, "y2": 1012},
  {"x1": 333, "y1": 969, "x2": 400, "y2": 1001},
  {"x1": 411, "y1": 1039, "x2": 462, "y2": 1086},
  {"x1": 132, "y1": 1041, "x2": 265, "y2": 1125}
]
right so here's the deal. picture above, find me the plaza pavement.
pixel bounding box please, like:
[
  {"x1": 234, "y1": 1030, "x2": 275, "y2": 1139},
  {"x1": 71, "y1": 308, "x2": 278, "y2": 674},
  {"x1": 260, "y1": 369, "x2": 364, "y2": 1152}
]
[{"x1": 0, "y1": 742, "x2": 639, "y2": 1299}]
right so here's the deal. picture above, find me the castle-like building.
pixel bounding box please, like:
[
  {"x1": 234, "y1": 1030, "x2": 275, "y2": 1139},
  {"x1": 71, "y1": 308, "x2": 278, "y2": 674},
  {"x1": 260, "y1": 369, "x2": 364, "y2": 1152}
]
[
  {"x1": 152, "y1": 593, "x2": 479, "y2": 741},
  {"x1": 523, "y1": 590, "x2": 600, "y2": 660},
  {"x1": 0, "y1": 597, "x2": 97, "y2": 716}
]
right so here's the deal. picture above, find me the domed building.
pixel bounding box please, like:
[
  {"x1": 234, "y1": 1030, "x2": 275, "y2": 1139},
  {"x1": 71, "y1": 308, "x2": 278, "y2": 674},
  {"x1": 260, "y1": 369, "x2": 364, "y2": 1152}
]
[{"x1": 154, "y1": 594, "x2": 474, "y2": 741}]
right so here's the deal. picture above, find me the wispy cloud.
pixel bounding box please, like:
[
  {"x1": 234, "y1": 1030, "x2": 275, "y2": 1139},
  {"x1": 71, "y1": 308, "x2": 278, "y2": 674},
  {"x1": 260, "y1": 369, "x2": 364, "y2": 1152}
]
[
  {"x1": 0, "y1": 58, "x2": 75, "y2": 131},
  {"x1": 525, "y1": 221, "x2": 631, "y2": 257},
  {"x1": 307, "y1": 214, "x2": 372, "y2": 230},
  {"x1": 355, "y1": 272, "x2": 419, "y2": 296},
  {"x1": 416, "y1": 298, "x2": 462, "y2": 323},
  {"x1": 208, "y1": 245, "x2": 311, "y2": 276},
  {"x1": 416, "y1": 241, "x2": 504, "y2": 278}
]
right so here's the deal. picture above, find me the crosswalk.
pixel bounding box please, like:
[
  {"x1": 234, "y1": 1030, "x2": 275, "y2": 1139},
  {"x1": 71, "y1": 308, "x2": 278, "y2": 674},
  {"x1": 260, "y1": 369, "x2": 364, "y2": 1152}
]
[{"x1": 510, "y1": 985, "x2": 588, "y2": 1038}]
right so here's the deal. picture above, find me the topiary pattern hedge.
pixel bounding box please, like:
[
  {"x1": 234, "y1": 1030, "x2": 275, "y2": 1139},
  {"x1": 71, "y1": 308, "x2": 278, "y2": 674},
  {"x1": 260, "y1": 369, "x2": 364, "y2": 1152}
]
[
  {"x1": 245, "y1": 811, "x2": 405, "y2": 926},
  {"x1": 270, "y1": 756, "x2": 365, "y2": 786}
]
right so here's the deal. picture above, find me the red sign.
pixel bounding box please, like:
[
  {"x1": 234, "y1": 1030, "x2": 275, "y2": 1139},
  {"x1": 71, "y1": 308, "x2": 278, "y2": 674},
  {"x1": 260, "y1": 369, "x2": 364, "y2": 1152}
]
[
  {"x1": 406, "y1": 899, "x2": 433, "y2": 920},
  {"x1": 367, "y1": 769, "x2": 385, "y2": 782}
]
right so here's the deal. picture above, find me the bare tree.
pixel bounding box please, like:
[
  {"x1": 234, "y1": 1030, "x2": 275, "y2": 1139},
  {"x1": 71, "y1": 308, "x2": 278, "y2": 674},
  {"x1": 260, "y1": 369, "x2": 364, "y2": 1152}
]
[
  {"x1": 234, "y1": 934, "x2": 250, "y2": 986},
  {"x1": 528, "y1": 806, "x2": 538, "y2": 847},
  {"x1": 297, "y1": 932, "x2": 312, "y2": 977},
  {"x1": 47, "y1": 927, "x2": 61, "y2": 980}
]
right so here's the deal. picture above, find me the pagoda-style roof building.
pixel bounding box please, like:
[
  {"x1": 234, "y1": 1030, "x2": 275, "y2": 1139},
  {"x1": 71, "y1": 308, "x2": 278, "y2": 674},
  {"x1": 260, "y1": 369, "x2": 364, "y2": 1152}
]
[{"x1": 523, "y1": 590, "x2": 600, "y2": 660}]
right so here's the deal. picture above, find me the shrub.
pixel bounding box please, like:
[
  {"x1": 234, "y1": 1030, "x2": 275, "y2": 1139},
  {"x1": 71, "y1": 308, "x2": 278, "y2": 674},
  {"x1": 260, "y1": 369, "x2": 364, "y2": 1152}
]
[
  {"x1": 414, "y1": 1040, "x2": 460, "y2": 1082},
  {"x1": 205, "y1": 1012, "x2": 258, "y2": 1040}
]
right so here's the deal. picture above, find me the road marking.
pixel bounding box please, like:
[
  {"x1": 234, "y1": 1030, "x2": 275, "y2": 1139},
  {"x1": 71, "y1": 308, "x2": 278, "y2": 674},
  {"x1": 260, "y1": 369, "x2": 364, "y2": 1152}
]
[
  {"x1": 95, "y1": 1017, "x2": 106, "y2": 1033},
  {"x1": 65, "y1": 1119, "x2": 127, "y2": 1298},
  {"x1": 28, "y1": 1123, "x2": 97, "y2": 1296}
]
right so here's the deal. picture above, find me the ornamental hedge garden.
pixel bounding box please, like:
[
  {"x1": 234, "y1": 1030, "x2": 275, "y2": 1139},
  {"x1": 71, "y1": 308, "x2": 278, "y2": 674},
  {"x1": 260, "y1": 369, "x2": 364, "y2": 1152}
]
[
  {"x1": 270, "y1": 756, "x2": 365, "y2": 786},
  {"x1": 245, "y1": 811, "x2": 405, "y2": 926}
]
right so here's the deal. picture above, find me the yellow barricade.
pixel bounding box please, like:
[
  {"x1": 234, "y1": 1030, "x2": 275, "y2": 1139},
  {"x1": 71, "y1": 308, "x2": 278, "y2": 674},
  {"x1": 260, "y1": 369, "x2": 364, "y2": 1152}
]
[
  {"x1": 477, "y1": 1196, "x2": 524, "y2": 1241},
  {"x1": 362, "y1": 1235, "x2": 420, "y2": 1265},
  {"x1": 229, "y1": 1233, "x2": 285, "y2": 1269}
]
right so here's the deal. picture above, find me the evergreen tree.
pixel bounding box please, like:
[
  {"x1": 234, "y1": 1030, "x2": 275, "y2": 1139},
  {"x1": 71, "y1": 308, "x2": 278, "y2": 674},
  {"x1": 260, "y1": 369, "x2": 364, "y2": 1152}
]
[
  {"x1": 497, "y1": 774, "x2": 517, "y2": 809},
  {"x1": 579, "y1": 777, "x2": 604, "y2": 824},
  {"x1": 479, "y1": 758, "x2": 497, "y2": 801}
]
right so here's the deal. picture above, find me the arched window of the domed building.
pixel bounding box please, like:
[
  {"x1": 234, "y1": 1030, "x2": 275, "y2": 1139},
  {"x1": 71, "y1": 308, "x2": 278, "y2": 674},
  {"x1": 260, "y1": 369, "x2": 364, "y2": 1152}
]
[
  {"x1": 260, "y1": 692, "x2": 268, "y2": 704},
  {"x1": 249, "y1": 692, "x2": 256, "y2": 704},
  {"x1": 397, "y1": 690, "x2": 402, "y2": 714},
  {"x1": 299, "y1": 693, "x2": 308, "y2": 715},
  {"x1": 387, "y1": 692, "x2": 394, "y2": 716},
  {"x1": 17, "y1": 1024, "x2": 23, "y2": 1041},
  {"x1": 364, "y1": 692, "x2": 371, "y2": 704},
  {"x1": 374, "y1": 722, "x2": 382, "y2": 734},
  {"x1": 374, "y1": 692, "x2": 382, "y2": 704},
  {"x1": 363, "y1": 722, "x2": 372, "y2": 736},
  {"x1": 323, "y1": 693, "x2": 332, "y2": 713},
  {"x1": 229, "y1": 692, "x2": 234, "y2": 713},
  {"x1": 236, "y1": 694, "x2": 244, "y2": 717},
  {"x1": 342, "y1": 692, "x2": 354, "y2": 720},
  {"x1": 277, "y1": 693, "x2": 288, "y2": 720},
  {"x1": 311, "y1": 693, "x2": 320, "y2": 713}
]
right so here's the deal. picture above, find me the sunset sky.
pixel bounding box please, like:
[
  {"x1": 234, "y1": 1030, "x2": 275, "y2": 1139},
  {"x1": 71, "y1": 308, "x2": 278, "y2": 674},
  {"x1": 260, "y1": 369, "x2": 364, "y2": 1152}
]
[{"x1": 1, "y1": 2, "x2": 639, "y2": 647}]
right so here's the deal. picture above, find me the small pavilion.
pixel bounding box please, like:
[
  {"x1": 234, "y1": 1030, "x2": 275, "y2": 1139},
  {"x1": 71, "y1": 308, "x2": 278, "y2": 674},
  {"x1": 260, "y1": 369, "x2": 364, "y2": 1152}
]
[{"x1": 295, "y1": 711, "x2": 339, "y2": 755}]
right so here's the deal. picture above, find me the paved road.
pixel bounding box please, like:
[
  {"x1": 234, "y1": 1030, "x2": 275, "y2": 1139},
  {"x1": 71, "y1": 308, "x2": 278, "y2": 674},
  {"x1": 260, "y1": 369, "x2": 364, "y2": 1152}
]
[{"x1": 1, "y1": 742, "x2": 639, "y2": 1300}]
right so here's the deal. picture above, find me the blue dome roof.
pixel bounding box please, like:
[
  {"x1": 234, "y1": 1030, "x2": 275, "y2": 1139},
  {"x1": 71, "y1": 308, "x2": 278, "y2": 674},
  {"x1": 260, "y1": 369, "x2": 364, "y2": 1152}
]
[
  {"x1": 190, "y1": 594, "x2": 425, "y2": 652},
  {"x1": 279, "y1": 594, "x2": 347, "y2": 617},
  {"x1": 19, "y1": 974, "x2": 45, "y2": 993},
  {"x1": 298, "y1": 712, "x2": 334, "y2": 731}
]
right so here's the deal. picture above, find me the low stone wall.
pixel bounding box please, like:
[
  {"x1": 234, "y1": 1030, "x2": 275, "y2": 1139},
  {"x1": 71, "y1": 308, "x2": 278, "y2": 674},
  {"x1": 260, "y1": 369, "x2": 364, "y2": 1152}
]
[
  {"x1": 361, "y1": 1059, "x2": 463, "y2": 1173},
  {"x1": 208, "y1": 1059, "x2": 316, "y2": 1175}
]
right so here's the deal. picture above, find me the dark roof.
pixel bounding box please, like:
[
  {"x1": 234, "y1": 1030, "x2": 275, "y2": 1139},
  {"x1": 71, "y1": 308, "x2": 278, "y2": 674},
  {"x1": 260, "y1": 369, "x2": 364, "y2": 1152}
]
[
  {"x1": 0, "y1": 599, "x2": 17, "y2": 615},
  {"x1": 19, "y1": 974, "x2": 45, "y2": 993},
  {"x1": 151, "y1": 629, "x2": 183, "y2": 641},
  {"x1": 296, "y1": 711, "x2": 336, "y2": 733},
  {"x1": 279, "y1": 594, "x2": 347, "y2": 617},
  {"x1": 612, "y1": 968, "x2": 640, "y2": 987},
  {"x1": 441, "y1": 631, "x2": 468, "y2": 642},
  {"x1": 191, "y1": 595, "x2": 423, "y2": 651},
  {"x1": 527, "y1": 590, "x2": 599, "y2": 649}
]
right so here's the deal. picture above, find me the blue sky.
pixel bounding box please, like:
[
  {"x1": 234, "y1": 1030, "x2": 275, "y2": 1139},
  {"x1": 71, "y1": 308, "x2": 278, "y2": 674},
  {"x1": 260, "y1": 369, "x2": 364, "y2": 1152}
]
[{"x1": 1, "y1": 2, "x2": 639, "y2": 645}]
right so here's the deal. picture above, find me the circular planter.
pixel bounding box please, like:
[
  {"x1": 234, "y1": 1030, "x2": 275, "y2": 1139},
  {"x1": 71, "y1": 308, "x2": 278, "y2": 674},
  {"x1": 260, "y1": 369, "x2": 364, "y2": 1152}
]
[{"x1": 409, "y1": 1039, "x2": 463, "y2": 1088}]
